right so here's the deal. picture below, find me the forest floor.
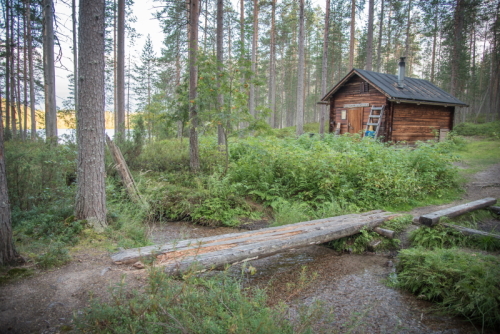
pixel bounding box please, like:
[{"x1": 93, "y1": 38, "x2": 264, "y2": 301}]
[{"x1": 0, "y1": 163, "x2": 499, "y2": 334}]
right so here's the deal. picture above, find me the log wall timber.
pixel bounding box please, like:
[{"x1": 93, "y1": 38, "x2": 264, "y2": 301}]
[
  {"x1": 392, "y1": 104, "x2": 454, "y2": 142},
  {"x1": 419, "y1": 197, "x2": 497, "y2": 226},
  {"x1": 327, "y1": 74, "x2": 458, "y2": 143},
  {"x1": 111, "y1": 210, "x2": 398, "y2": 274},
  {"x1": 329, "y1": 76, "x2": 388, "y2": 137}
]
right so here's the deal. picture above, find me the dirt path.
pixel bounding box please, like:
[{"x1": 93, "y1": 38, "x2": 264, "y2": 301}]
[{"x1": 1, "y1": 164, "x2": 499, "y2": 334}]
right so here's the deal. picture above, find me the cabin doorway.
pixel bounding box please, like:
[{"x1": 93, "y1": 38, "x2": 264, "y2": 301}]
[{"x1": 347, "y1": 108, "x2": 363, "y2": 134}]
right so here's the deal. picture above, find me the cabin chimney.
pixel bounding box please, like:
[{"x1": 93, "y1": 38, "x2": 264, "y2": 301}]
[{"x1": 398, "y1": 57, "x2": 406, "y2": 88}]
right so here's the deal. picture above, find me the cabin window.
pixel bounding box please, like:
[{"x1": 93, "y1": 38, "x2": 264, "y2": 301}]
[{"x1": 360, "y1": 82, "x2": 369, "y2": 93}]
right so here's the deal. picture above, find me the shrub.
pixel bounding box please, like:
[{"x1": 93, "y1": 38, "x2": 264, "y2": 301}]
[
  {"x1": 36, "y1": 242, "x2": 72, "y2": 269},
  {"x1": 75, "y1": 269, "x2": 300, "y2": 333},
  {"x1": 136, "y1": 139, "x2": 190, "y2": 172},
  {"x1": 228, "y1": 135, "x2": 459, "y2": 209},
  {"x1": 148, "y1": 175, "x2": 254, "y2": 227},
  {"x1": 393, "y1": 248, "x2": 500, "y2": 328},
  {"x1": 5, "y1": 140, "x2": 77, "y2": 211},
  {"x1": 453, "y1": 121, "x2": 500, "y2": 138}
]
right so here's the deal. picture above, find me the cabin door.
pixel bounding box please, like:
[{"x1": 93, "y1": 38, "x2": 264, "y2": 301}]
[{"x1": 347, "y1": 108, "x2": 363, "y2": 134}]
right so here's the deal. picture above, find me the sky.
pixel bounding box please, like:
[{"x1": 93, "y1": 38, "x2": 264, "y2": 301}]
[{"x1": 53, "y1": 0, "x2": 164, "y2": 110}]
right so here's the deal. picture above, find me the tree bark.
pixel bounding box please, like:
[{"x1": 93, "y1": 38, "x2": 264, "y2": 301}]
[
  {"x1": 72, "y1": 0, "x2": 78, "y2": 113},
  {"x1": 430, "y1": 14, "x2": 437, "y2": 83},
  {"x1": 23, "y1": 5, "x2": 28, "y2": 141},
  {"x1": 43, "y1": 0, "x2": 57, "y2": 142},
  {"x1": 216, "y1": 0, "x2": 225, "y2": 147},
  {"x1": 116, "y1": 0, "x2": 125, "y2": 141},
  {"x1": 249, "y1": 0, "x2": 259, "y2": 117},
  {"x1": 320, "y1": 0, "x2": 330, "y2": 135},
  {"x1": 269, "y1": 0, "x2": 276, "y2": 128},
  {"x1": 450, "y1": 0, "x2": 464, "y2": 96},
  {"x1": 27, "y1": 0, "x2": 36, "y2": 140},
  {"x1": 366, "y1": 0, "x2": 374, "y2": 71},
  {"x1": 296, "y1": 0, "x2": 305, "y2": 136},
  {"x1": 0, "y1": 93, "x2": 18, "y2": 265},
  {"x1": 376, "y1": 0, "x2": 384, "y2": 72},
  {"x1": 75, "y1": 0, "x2": 107, "y2": 232},
  {"x1": 9, "y1": 1, "x2": 16, "y2": 138},
  {"x1": 5, "y1": 0, "x2": 11, "y2": 139},
  {"x1": 189, "y1": 0, "x2": 200, "y2": 172},
  {"x1": 349, "y1": 0, "x2": 356, "y2": 69},
  {"x1": 404, "y1": 0, "x2": 412, "y2": 59}
]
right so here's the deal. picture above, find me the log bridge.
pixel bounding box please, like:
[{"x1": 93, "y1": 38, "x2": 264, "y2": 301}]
[{"x1": 111, "y1": 210, "x2": 398, "y2": 274}]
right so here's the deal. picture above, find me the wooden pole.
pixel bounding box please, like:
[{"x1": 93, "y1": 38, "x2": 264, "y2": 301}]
[
  {"x1": 419, "y1": 198, "x2": 497, "y2": 226},
  {"x1": 106, "y1": 135, "x2": 145, "y2": 206}
]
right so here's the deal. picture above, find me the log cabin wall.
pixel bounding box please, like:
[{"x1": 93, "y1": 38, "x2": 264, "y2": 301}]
[
  {"x1": 329, "y1": 75, "x2": 388, "y2": 137},
  {"x1": 391, "y1": 104, "x2": 454, "y2": 142}
]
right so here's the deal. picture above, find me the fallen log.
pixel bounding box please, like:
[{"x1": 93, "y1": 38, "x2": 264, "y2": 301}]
[
  {"x1": 442, "y1": 223, "x2": 500, "y2": 240},
  {"x1": 111, "y1": 210, "x2": 399, "y2": 274},
  {"x1": 419, "y1": 198, "x2": 497, "y2": 226},
  {"x1": 488, "y1": 206, "x2": 500, "y2": 215},
  {"x1": 106, "y1": 135, "x2": 145, "y2": 206},
  {"x1": 373, "y1": 227, "x2": 395, "y2": 239}
]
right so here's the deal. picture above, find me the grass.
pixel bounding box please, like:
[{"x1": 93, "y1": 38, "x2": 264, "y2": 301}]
[
  {"x1": 74, "y1": 268, "x2": 320, "y2": 334},
  {"x1": 456, "y1": 138, "x2": 500, "y2": 175},
  {"x1": 391, "y1": 248, "x2": 500, "y2": 328}
]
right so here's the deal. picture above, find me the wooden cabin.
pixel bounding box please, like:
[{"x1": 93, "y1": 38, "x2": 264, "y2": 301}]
[{"x1": 318, "y1": 58, "x2": 468, "y2": 143}]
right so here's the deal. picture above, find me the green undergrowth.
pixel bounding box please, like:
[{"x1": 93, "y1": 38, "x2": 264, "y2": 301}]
[
  {"x1": 143, "y1": 134, "x2": 462, "y2": 227},
  {"x1": 453, "y1": 121, "x2": 500, "y2": 138},
  {"x1": 389, "y1": 248, "x2": 500, "y2": 328},
  {"x1": 328, "y1": 215, "x2": 413, "y2": 254},
  {"x1": 74, "y1": 268, "x2": 321, "y2": 334},
  {"x1": 0, "y1": 267, "x2": 34, "y2": 285},
  {"x1": 410, "y1": 211, "x2": 500, "y2": 252}
]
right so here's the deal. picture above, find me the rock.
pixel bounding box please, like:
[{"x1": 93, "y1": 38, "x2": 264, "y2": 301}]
[{"x1": 132, "y1": 261, "x2": 145, "y2": 269}]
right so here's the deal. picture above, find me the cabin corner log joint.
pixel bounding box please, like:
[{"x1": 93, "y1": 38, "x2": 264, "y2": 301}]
[{"x1": 318, "y1": 59, "x2": 468, "y2": 143}]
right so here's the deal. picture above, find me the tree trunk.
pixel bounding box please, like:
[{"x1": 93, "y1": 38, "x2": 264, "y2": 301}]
[
  {"x1": 296, "y1": 0, "x2": 305, "y2": 136},
  {"x1": 430, "y1": 14, "x2": 437, "y2": 83},
  {"x1": 10, "y1": 2, "x2": 16, "y2": 139},
  {"x1": 189, "y1": 0, "x2": 200, "y2": 172},
  {"x1": 0, "y1": 103, "x2": 18, "y2": 265},
  {"x1": 349, "y1": 0, "x2": 356, "y2": 69},
  {"x1": 23, "y1": 5, "x2": 28, "y2": 141},
  {"x1": 43, "y1": 0, "x2": 57, "y2": 142},
  {"x1": 116, "y1": 0, "x2": 125, "y2": 141},
  {"x1": 405, "y1": 0, "x2": 412, "y2": 65},
  {"x1": 72, "y1": 0, "x2": 78, "y2": 113},
  {"x1": 112, "y1": 211, "x2": 398, "y2": 273},
  {"x1": 27, "y1": 0, "x2": 36, "y2": 140},
  {"x1": 376, "y1": 0, "x2": 384, "y2": 72},
  {"x1": 216, "y1": 0, "x2": 225, "y2": 147},
  {"x1": 249, "y1": 0, "x2": 259, "y2": 117},
  {"x1": 76, "y1": 0, "x2": 107, "y2": 232},
  {"x1": 16, "y1": 19, "x2": 24, "y2": 139},
  {"x1": 320, "y1": 0, "x2": 330, "y2": 135},
  {"x1": 366, "y1": 0, "x2": 374, "y2": 70},
  {"x1": 450, "y1": 0, "x2": 464, "y2": 96},
  {"x1": 5, "y1": 0, "x2": 11, "y2": 139},
  {"x1": 269, "y1": 0, "x2": 276, "y2": 128}
]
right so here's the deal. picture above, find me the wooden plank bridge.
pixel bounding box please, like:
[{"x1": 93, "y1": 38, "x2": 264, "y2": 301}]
[{"x1": 111, "y1": 210, "x2": 398, "y2": 274}]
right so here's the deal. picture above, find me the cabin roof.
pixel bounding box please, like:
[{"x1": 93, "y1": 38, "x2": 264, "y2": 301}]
[{"x1": 319, "y1": 68, "x2": 468, "y2": 107}]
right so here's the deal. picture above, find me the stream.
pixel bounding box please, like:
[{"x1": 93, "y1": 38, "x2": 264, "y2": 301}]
[{"x1": 150, "y1": 221, "x2": 491, "y2": 334}]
